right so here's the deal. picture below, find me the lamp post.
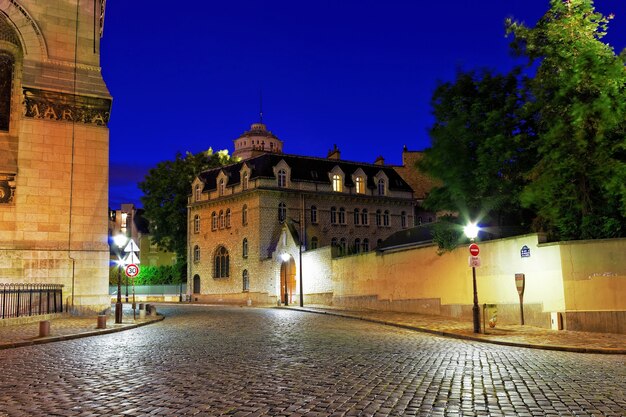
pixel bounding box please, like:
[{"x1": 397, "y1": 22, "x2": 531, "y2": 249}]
[
  {"x1": 113, "y1": 234, "x2": 128, "y2": 324},
  {"x1": 464, "y1": 222, "x2": 481, "y2": 334}
]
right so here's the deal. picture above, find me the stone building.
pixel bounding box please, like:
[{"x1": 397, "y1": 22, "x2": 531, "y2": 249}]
[
  {"x1": 188, "y1": 122, "x2": 430, "y2": 305},
  {"x1": 0, "y1": 1, "x2": 111, "y2": 313}
]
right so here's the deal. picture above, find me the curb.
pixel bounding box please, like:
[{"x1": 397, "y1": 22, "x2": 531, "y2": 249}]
[
  {"x1": 0, "y1": 315, "x2": 165, "y2": 350},
  {"x1": 288, "y1": 308, "x2": 626, "y2": 355}
]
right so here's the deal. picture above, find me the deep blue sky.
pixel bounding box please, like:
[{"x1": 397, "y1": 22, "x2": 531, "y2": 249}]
[{"x1": 101, "y1": 1, "x2": 626, "y2": 209}]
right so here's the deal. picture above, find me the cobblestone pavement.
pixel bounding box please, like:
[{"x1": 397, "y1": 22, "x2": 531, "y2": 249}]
[{"x1": 0, "y1": 305, "x2": 624, "y2": 417}]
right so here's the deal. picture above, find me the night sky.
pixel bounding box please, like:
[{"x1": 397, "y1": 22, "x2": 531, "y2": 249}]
[{"x1": 101, "y1": 1, "x2": 626, "y2": 209}]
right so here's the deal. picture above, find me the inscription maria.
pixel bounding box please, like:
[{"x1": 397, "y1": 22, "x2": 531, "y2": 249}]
[{"x1": 23, "y1": 87, "x2": 111, "y2": 126}]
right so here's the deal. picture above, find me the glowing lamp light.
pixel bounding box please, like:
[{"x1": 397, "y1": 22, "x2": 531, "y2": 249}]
[
  {"x1": 281, "y1": 253, "x2": 290, "y2": 262},
  {"x1": 464, "y1": 222, "x2": 479, "y2": 240},
  {"x1": 113, "y1": 234, "x2": 128, "y2": 248}
]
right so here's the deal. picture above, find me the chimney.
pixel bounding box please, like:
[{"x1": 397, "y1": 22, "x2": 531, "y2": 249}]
[
  {"x1": 374, "y1": 155, "x2": 385, "y2": 166},
  {"x1": 327, "y1": 144, "x2": 341, "y2": 160}
]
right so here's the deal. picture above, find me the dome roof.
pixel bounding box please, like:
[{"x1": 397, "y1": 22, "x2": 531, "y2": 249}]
[{"x1": 238, "y1": 123, "x2": 279, "y2": 140}]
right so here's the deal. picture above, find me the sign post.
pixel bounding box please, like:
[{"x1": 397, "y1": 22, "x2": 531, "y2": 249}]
[
  {"x1": 468, "y1": 243, "x2": 481, "y2": 333},
  {"x1": 123, "y1": 239, "x2": 140, "y2": 320},
  {"x1": 515, "y1": 273, "x2": 525, "y2": 325}
]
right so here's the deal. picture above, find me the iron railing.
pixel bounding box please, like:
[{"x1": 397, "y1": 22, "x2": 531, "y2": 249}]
[{"x1": 0, "y1": 284, "x2": 64, "y2": 319}]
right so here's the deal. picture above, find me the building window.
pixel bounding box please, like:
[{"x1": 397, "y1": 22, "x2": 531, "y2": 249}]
[
  {"x1": 214, "y1": 246, "x2": 229, "y2": 278},
  {"x1": 242, "y1": 270, "x2": 249, "y2": 292},
  {"x1": 377, "y1": 239, "x2": 383, "y2": 248},
  {"x1": 339, "y1": 238, "x2": 347, "y2": 256},
  {"x1": 383, "y1": 210, "x2": 390, "y2": 227},
  {"x1": 311, "y1": 236, "x2": 318, "y2": 249},
  {"x1": 354, "y1": 209, "x2": 360, "y2": 225},
  {"x1": 219, "y1": 210, "x2": 225, "y2": 229},
  {"x1": 0, "y1": 53, "x2": 13, "y2": 132},
  {"x1": 361, "y1": 209, "x2": 369, "y2": 226},
  {"x1": 376, "y1": 210, "x2": 382, "y2": 226},
  {"x1": 355, "y1": 176, "x2": 365, "y2": 194},
  {"x1": 332, "y1": 174, "x2": 343, "y2": 192},
  {"x1": 338, "y1": 207, "x2": 346, "y2": 224},
  {"x1": 377, "y1": 178, "x2": 386, "y2": 196},
  {"x1": 211, "y1": 211, "x2": 217, "y2": 230},
  {"x1": 401, "y1": 211, "x2": 407, "y2": 228},
  {"x1": 242, "y1": 204, "x2": 248, "y2": 225},
  {"x1": 242, "y1": 238, "x2": 248, "y2": 258},
  {"x1": 330, "y1": 207, "x2": 337, "y2": 225},
  {"x1": 278, "y1": 202, "x2": 287, "y2": 222},
  {"x1": 354, "y1": 238, "x2": 361, "y2": 254},
  {"x1": 331, "y1": 237, "x2": 337, "y2": 249},
  {"x1": 194, "y1": 214, "x2": 200, "y2": 233},
  {"x1": 193, "y1": 245, "x2": 200, "y2": 263},
  {"x1": 219, "y1": 179, "x2": 225, "y2": 196},
  {"x1": 194, "y1": 184, "x2": 201, "y2": 202},
  {"x1": 362, "y1": 238, "x2": 369, "y2": 252},
  {"x1": 277, "y1": 169, "x2": 287, "y2": 187},
  {"x1": 242, "y1": 172, "x2": 248, "y2": 190},
  {"x1": 310, "y1": 205, "x2": 318, "y2": 224},
  {"x1": 226, "y1": 209, "x2": 231, "y2": 228},
  {"x1": 193, "y1": 274, "x2": 201, "y2": 294}
]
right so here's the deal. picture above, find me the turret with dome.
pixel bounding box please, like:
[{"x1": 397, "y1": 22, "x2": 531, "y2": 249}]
[{"x1": 232, "y1": 122, "x2": 283, "y2": 160}]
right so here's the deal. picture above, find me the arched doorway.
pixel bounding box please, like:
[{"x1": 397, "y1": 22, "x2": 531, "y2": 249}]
[
  {"x1": 193, "y1": 274, "x2": 201, "y2": 294},
  {"x1": 280, "y1": 256, "x2": 296, "y2": 305}
]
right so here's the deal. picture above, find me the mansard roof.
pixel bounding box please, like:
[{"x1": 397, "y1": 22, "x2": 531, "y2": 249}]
[{"x1": 197, "y1": 153, "x2": 413, "y2": 193}]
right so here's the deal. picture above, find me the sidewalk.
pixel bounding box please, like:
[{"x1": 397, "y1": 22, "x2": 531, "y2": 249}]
[
  {"x1": 0, "y1": 306, "x2": 163, "y2": 350},
  {"x1": 287, "y1": 305, "x2": 626, "y2": 354}
]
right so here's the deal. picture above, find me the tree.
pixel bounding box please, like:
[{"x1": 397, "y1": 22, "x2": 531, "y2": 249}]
[
  {"x1": 419, "y1": 68, "x2": 535, "y2": 230},
  {"x1": 139, "y1": 148, "x2": 235, "y2": 261},
  {"x1": 507, "y1": 0, "x2": 626, "y2": 239}
]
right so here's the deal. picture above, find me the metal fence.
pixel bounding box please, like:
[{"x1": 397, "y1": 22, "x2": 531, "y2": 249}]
[{"x1": 0, "y1": 284, "x2": 64, "y2": 319}]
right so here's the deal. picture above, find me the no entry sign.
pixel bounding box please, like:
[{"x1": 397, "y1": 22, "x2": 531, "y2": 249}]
[{"x1": 469, "y1": 243, "x2": 480, "y2": 256}]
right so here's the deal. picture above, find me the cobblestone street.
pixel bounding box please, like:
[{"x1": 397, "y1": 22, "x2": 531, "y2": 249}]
[{"x1": 0, "y1": 305, "x2": 624, "y2": 417}]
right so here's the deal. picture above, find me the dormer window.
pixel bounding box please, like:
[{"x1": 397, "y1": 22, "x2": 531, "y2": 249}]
[
  {"x1": 194, "y1": 184, "x2": 201, "y2": 201},
  {"x1": 242, "y1": 172, "x2": 248, "y2": 190},
  {"x1": 332, "y1": 174, "x2": 343, "y2": 192},
  {"x1": 219, "y1": 179, "x2": 225, "y2": 196},
  {"x1": 278, "y1": 169, "x2": 287, "y2": 187},
  {"x1": 377, "y1": 178, "x2": 386, "y2": 196},
  {"x1": 355, "y1": 176, "x2": 365, "y2": 194}
]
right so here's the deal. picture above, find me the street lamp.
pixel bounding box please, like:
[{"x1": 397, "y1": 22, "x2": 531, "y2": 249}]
[
  {"x1": 113, "y1": 234, "x2": 128, "y2": 324},
  {"x1": 464, "y1": 222, "x2": 481, "y2": 333}
]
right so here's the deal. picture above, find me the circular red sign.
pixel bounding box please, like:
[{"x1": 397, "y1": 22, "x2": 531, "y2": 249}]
[
  {"x1": 125, "y1": 263, "x2": 140, "y2": 278},
  {"x1": 469, "y1": 243, "x2": 480, "y2": 256}
]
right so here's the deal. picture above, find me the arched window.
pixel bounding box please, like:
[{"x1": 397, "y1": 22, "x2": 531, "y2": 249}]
[
  {"x1": 353, "y1": 208, "x2": 360, "y2": 225},
  {"x1": 211, "y1": 212, "x2": 217, "y2": 230},
  {"x1": 193, "y1": 274, "x2": 201, "y2": 294},
  {"x1": 277, "y1": 169, "x2": 287, "y2": 187},
  {"x1": 226, "y1": 209, "x2": 231, "y2": 228},
  {"x1": 242, "y1": 238, "x2": 248, "y2": 258},
  {"x1": 219, "y1": 179, "x2": 225, "y2": 196},
  {"x1": 401, "y1": 211, "x2": 407, "y2": 228},
  {"x1": 383, "y1": 210, "x2": 390, "y2": 227},
  {"x1": 338, "y1": 207, "x2": 346, "y2": 224},
  {"x1": 310, "y1": 236, "x2": 318, "y2": 249},
  {"x1": 310, "y1": 205, "x2": 318, "y2": 224},
  {"x1": 214, "y1": 246, "x2": 229, "y2": 278},
  {"x1": 375, "y1": 209, "x2": 382, "y2": 226},
  {"x1": 193, "y1": 245, "x2": 200, "y2": 263},
  {"x1": 354, "y1": 238, "x2": 361, "y2": 254},
  {"x1": 193, "y1": 214, "x2": 200, "y2": 233},
  {"x1": 242, "y1": 172, "x2": 248, "y2": 190},
  {"x1": 377, "y1": 178, "x2": 386, "y2": 196},
  {"x1": 278, "y1": 202, "x2": 287, "y2": 222},
  {"x1": 194, "y1": 184, "x2": 201, "y2": 202},
  {"x1": 361, "y1": 209, "x2": 369, "y2": 226},
  {"x1": 330, "y1": 207, "x2": 337, "y2": 224},
  {"x1": 331, "y1": 237, "x2": 337, "y2": 252},
  {"x1": 339, "y1": 238, "x2": 347, "y2": 256},
  {"x1": 242, "y1": 204, "x2": 248, "y2": 225},
  {"x1": 355, "y1": 176, "x2": 365, "y2": 194},
  {"x1": 242, "y1": 270, "x2": 250, "y2": 292},
  {"x1": 332, "y1": 174, "x2": 343, "y2": 192},
  {"x1": 219, "y1": 210, "x2": 225, "y2": 229},
  {"x1": 362, "y1": 238, "x2": 369, "y2": 252}
]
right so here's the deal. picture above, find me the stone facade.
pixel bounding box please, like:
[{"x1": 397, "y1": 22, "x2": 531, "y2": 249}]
[{"x1": 0, "y1": 1, "x2": 111, "y2": 313}]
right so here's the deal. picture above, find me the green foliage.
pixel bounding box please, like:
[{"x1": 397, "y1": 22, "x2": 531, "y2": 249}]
[
  {"x1": 139, "y1": 148, "x2": 236, "y2": 261},
  {"x1": 430, "y1": 216, "x2": 466, "y2": 254},
  {"x1": 108, "y1": 261, "x2": 187, "y2": 286},
  {"x1": 506, "y1": 0, "x2": 626, "y2": 240}
]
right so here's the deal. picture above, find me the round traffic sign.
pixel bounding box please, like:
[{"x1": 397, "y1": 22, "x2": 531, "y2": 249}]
[
  {"x1": 469, "y1": 243, "x2": 480, "y2": 256},
  {"x1": 125, "y1": 263, "x2": 140, "y2": 278}
]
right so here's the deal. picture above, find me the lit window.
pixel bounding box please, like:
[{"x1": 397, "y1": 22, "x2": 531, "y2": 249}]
[
  {"x1": 194, "y1": 184, "x2": 201, "y2": 201},
  {"x1": 377, "y1": 178, "x2": 386, "y2": 196},
  {"x1": 361, "y1": 209, "x2": 369, "y2": 226},
  {"x1": 332, "y1": 174, "x2": 343, "y2": 192},
  {"x1": 376, "y1": 210, "x2": 382, "y2": 226},
  {"x1": 219, "y1": 179, "x2": 225, "y2": 196},
  {"x1": 226, "y1": 209, "x2": 231, "y2": 228},
  {"x1": 339, "y1": 207, "x2": 346, "y2": 224},
  {"x1": 242, "y1": 238, "x2": 248, "y2": 258},
  {"x1": 219, "y1": 210, "x2": 225, "y2": 229},
  {"x1": 278, "y1": 202, "x2": 287, "y2": 222},
  {"x1": 401, "y1": 211, "x2": 407, "y2": 228},
  {"x1": 194, "y1": 214, "x2": 200, "y2": 233},
  {"x1": 243, "y1": 270, "x2": 249, "y2": 291},
  {"x1": 355, "y1": 176, "x2": 365, "y2": 194},
  {"x1": 277, "y1": 169, "x2": 287, "y2": 187},
  {"x1": 310, "y1": 205, "x2": 318, "y2": 224},
  {"x1": 330, "y1": 207, "x2": 337, "y2": 225},
  {"x1": 354, "y1": 209, "x2": 360, "y2": 225},
  {"x1": 214, "y1": 246, "x2": 229, "y2": 278},
  {"x1": 193, "y1": 245, "x2": 200, "y2": 263},
  {"x1": 383, "y1": 210, "x2": 390, "y2": 227},
  {"x1": 362, "y1": 238, "x2": 369, "y2": 252},
  {"x1": 242, "y1": 172, "x2": 248, "y2": 190},
  {"x1": 211, "y1": 212, "x2": 217, "y2": 230},
  {"x1": 311, "y1": 236, "x2": 318, "y2": 249},
  {"x1": 242, "y1": 204, "x2": 248, "y2": 225},
  {"x1": 354, "y1": 238, "x2": 361, "y2": 254}
]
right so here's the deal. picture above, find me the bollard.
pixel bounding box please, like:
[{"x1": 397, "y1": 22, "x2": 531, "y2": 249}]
[
  {"x1": 149, "y1": 305, "x2": 157, "y2": 316},
  {"x1": 139, "y1": 308, "x2": 146, "y2": 319},
  {"x1": 97, "y1": 315, "x2": 107, "y2": 329},
  {"x1": 139, "y1": 303, "x2": 145, "y2": 311},
  {"x1": 39, "y1": 320, "x2": 50, "y2": 337}
]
